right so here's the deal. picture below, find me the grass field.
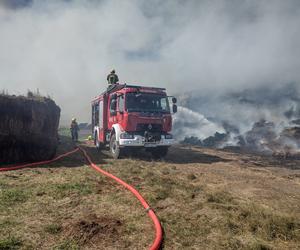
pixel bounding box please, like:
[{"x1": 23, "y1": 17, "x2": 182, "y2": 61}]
[{"x1": 1, "y1": 135, "x2": 300, "y2": 249}]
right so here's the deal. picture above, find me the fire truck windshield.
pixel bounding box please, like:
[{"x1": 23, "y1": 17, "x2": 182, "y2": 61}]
[{"x1": 126, "y1": 92, "x2": 170, "y2": 113}]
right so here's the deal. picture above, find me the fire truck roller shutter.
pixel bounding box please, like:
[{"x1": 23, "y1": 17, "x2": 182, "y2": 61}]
[
  {"x1": 94, "y1": 126, "x2": 100, "y2": 138},
  {"x1": 94, "y1": 126, "x2": 101, "y2": 147},
  {"x1": 111, "y1": 124, "x2": 123, "y2": 142}
]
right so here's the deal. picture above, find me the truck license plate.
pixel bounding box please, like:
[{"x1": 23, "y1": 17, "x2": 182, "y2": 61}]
[{"x1": 144, "y1": 143, "x2": 157, "y2": 148}]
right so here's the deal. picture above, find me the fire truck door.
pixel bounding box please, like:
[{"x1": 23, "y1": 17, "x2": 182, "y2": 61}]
[
  {"x1": 99, "y1": 100, "x2": 104, "y2": 141},
  {"x1": 117, "y1": 95, "x2": 125, "y2": 123},
  {"x1": 108, "y1": 94, "x2": 118, "y2": 129}
]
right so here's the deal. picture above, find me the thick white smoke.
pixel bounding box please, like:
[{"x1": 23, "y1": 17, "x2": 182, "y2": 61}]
[
  {"x1": 177, "y1": 84, "x2": 300, "y2": 153},
  {"x1": 0, "y1": 0, "x2": 300, "y2": 136}
]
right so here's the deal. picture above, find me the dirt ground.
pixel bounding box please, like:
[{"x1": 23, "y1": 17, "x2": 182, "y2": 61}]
[{"x1": 0, "y1": 138, "x2": 300, "y2": 249}]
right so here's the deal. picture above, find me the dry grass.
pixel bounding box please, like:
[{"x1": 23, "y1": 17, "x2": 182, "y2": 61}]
[{"x1": 0, "y1": 138, "x2": 300, "y2": 249}]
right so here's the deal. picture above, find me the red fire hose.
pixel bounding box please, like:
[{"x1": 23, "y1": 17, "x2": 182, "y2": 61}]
[
  {"x1": 0, "y1": 148, "x2": 79, "y2": 172},
  {"x1": 0, "y1": 147, "x2": 163, "y2": 250},
  {"x1": 78, "y1": 146, "x2": 163, "y2": 250}
]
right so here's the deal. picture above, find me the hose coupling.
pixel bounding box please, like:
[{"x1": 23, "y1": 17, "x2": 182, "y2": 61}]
[{"x1": 145, "y1": 206, "x2": 152, "y2": 213}]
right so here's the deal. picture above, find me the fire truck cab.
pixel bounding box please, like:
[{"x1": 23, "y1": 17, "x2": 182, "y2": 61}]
[{"x1": 91, "y1": 84, "x2": 177, "y2": 159}]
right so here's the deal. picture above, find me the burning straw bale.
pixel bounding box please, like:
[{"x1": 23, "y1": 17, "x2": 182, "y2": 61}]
[{"x1": 0, "y1": 94, "x2": 60, "y2": 164}]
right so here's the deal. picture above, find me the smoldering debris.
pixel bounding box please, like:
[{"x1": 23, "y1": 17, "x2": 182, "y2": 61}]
[
  {"x1": 180, "y1": 118, "x2": 300, "y2": 157},
  {"x1": 174, "y1": 84, "x2": 300, "y2": 157},
  {"x1": 182, "y1": 133, "x2": 229, "y2": 148},
  {"x1": 0, "y1": 93, "x2": 60, "y2": 164}
]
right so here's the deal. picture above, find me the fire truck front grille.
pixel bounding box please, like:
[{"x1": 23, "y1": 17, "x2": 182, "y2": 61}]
[{"x1": 136, "y1": 123, "x2": 162, "y2": 132}]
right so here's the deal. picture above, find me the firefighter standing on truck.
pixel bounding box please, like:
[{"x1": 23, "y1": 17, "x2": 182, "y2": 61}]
[
  {"x1": 70, "y1": 118, "x2": 79, "y2": 142},
  {"x1": 107, "y1": 69, "x2": 119, "y2": 85}
]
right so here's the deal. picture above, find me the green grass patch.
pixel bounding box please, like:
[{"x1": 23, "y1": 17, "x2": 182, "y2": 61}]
[
  {"x1": 52, "y1": 183, "x2": 93, "y2": 198},
  {"x1": 0, "y1": 219, "x2": 19, "y2": 237},
  {"x1": 206, "y1": 191, "x2": 234, "y2": 204},
  {"x1": 44, "y1": 224, "x2": 62, "y2": 235},
  {"x1": 53, "y1": 240, "x2": 79, "y2": 250},
  {"x1": 219, "y1": 202, "x2": 300, "y2": 244},
  {"x1": 240, "y1": 205, "x2": 300, "y2": 241},
  {"x1": 0, "y1": 236, "x2": 22, "y2": 250},
  {"x1": 0, "y1": 180, "x2": 9, "y2": 188},
  {"x1": 0, "y1": 189, "x2": 29, "y2": 207},
  {"x1": 0, "y1": 219, "x2": 18, "y2": 229},
  {"x1": 247, "y1": 239, "x2": 273, "y2": 250}
]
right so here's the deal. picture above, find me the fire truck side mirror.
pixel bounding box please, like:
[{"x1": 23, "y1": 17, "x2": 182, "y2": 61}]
[
  {"x1": 172, "y1": 97, "x2": 177, "y2": 104},
  {"x1": 172, "y1": 104, "x2": 177, "y2": 113}
]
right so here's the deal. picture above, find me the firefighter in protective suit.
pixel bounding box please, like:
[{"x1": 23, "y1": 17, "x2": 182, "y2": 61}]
[
  {"x1": 107, "y1": 69, "x2": 119, "y2": 85},
  {"x1": 70, "y1": 118, "x2": 79, "y2": 142}
]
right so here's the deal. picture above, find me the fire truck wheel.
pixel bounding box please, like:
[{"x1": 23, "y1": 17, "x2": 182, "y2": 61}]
[
  {"x1": 110, "y1": 134, "x2": 122, "y2": 159},
  {"x1": 151, "y1": 146, "x2": 168, "y2": 158}
]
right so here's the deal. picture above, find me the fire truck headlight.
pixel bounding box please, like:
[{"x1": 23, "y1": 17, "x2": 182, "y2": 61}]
[
  {"x1": 165, "y1": 134, "x2": 173, "y2": 139},
  {"x1": 120, "y1": 132, "x2": 134, "y2": 139}
]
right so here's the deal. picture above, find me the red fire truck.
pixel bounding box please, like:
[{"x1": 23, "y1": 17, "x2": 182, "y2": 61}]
[{"x1": 91, "y1": 84, "x2": 177, "y2": 159}]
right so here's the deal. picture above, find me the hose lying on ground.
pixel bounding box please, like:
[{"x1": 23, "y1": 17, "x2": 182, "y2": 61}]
[
  {"x1": 78, "y1": 146, "x2": 163, "y2": 250},
  {"x1": 0, "y1": 146, "x2": 163, "y2": 250},
  {"x1": 0, "y1": 148, "x2": 79, "y2": 172}
]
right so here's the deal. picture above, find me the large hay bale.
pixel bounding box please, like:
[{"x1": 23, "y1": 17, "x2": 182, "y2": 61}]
[{"x1": 0, "y1": 94, "x2": 61, "y2": 164}]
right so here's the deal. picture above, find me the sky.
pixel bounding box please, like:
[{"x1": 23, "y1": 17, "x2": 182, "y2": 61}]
[{"x1": 0, "y1": 0, "x2": 300, "y2": 125}]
